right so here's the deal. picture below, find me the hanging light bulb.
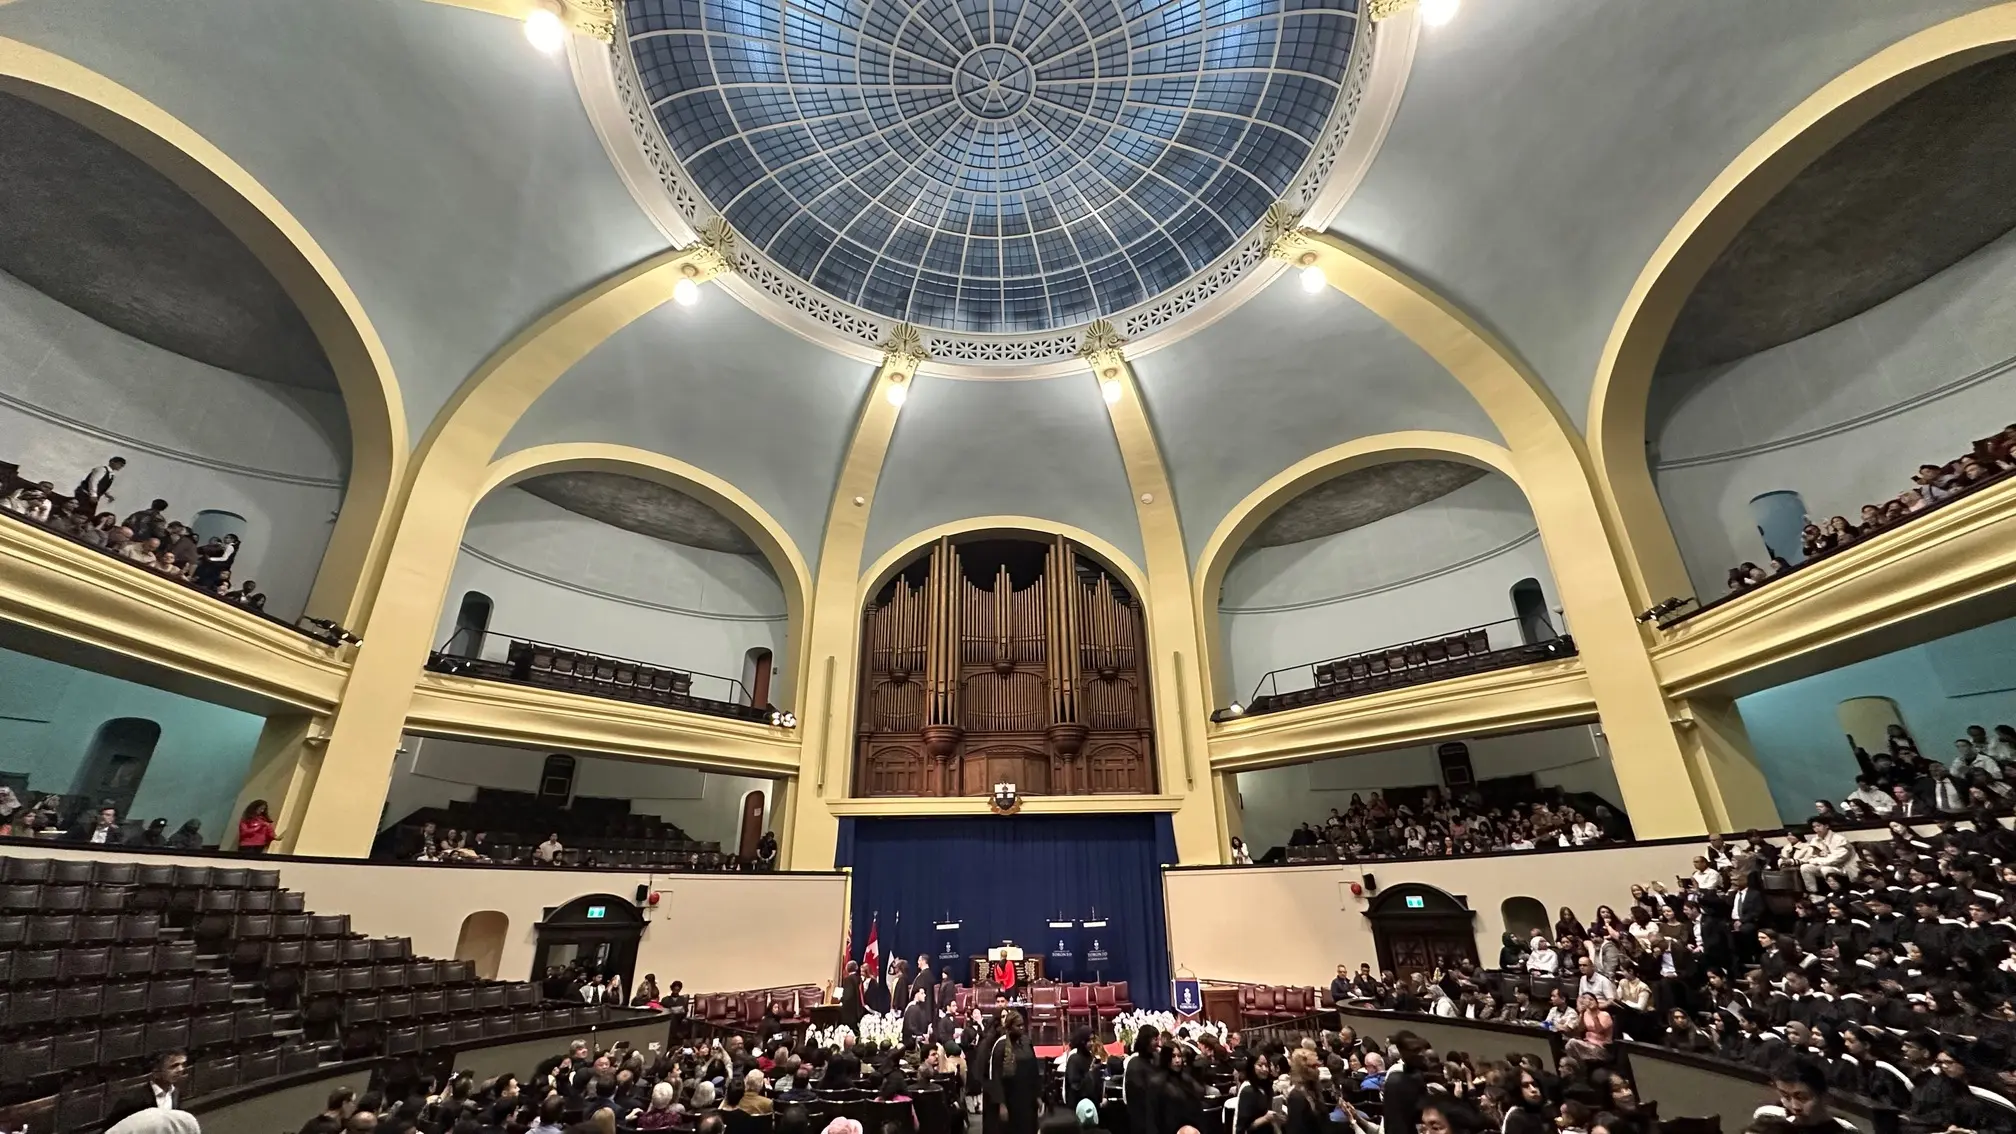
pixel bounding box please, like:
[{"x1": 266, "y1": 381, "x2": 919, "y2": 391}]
[
  {"x1": 1418, "y1": 0, "x2": 1459, "y2": 27},
  {"x1": 1300, "y1": 264, "x2": 1326, "y2": 294},
  {"x1": 1101, "y1": 376, "x2": 1123, "y2": 404},
  {"x1": 523, "y1": 2, "x2": 567, "y2": 52},
  {"x1": 672, "y1": 277, "x2": 701, "y2": 306}
]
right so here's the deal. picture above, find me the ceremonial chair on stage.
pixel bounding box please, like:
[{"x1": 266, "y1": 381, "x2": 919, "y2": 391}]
[
  {"x1": 976, "y1": 983, "x2": 1001, "y2": 1013},
  {"x1": 1110, "y1": 981, "x2": 1134, "y2": 1013},
  {"x1": 1027, "y1": 982, "x2": 1063, "y2": 1044},
  {"x1": 1092, "y1": 984, "x2": 1120, "y2": 1027},
  {"x1": 1064, "y1": 984, "x2": 1094, "y2": 1034}
]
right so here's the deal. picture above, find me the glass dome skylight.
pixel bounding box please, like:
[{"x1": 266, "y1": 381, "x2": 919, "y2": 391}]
[{"x1": 625, "y1": 0, "x2": 1362, "y2": 335}]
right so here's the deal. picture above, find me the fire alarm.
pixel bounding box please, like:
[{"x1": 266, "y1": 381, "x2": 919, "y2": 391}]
[
  {"x1": 1349, "y1": 882, "x2": 1363, "y2": 896},
  {"x1": 647, "y1": 891, "x2": 662, "y2": 906}
]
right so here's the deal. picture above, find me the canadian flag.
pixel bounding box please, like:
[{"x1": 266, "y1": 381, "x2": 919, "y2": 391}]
[{"x1": 861, "y1": 916, "x2": 881, "y2": 981}]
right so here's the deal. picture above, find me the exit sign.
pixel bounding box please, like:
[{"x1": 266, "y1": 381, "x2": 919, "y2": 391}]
[
  {"x1": 587, "y1": 905, "x2": 607, "y2": 919},
  {"x1": 1404, "y1": 895, "x2": 1425, "y2": 909}
]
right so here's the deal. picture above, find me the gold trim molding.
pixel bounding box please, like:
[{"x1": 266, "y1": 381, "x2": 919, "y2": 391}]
[
  {"x1": 0, "y1": 519, "x2": 350, "y2": 715},
  {"x1": 1208, "y1": 659, "x2": 1595, "y2": 773},
  {"x1": 827, "y1": 794, "x2": 1190, "y2": 817},
  {"x1": 1653, "y1": 479, "x2": 2016, "y2": 699},
  {"x1": 408, "y1": 674, "x2": 802, "y2": 776}
]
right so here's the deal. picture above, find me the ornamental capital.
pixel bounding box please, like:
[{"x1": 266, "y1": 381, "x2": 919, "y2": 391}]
[
  {"x1": 567, "y1": 0, "x2": 618, "y2": 41},
  {"x1": 1077, "y1": 318, "x2": 1128, "y2": 364},
  {"x1": 678, "y1": 216, "x2": 738, "y2": 282},
  {"x1": 1263, "y1": 203, "x2": 1316, "y2": 262},
  {"x1": 1363, "y1": 0, "x2": 1414, "y2": 21},
  {"x1": 877, "y1": 323, "x2": 931, "y2": 371}
]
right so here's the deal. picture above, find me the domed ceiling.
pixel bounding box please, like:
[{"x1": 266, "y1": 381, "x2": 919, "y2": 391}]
[{"x1": 619, "y1": 0, "x2": 1370, "y2": 343}]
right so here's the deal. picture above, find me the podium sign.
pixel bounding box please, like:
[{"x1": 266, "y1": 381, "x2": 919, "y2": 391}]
[
  {"x1": 1172, "y1": 978, "x2": 1202, "y2": 1017},
  {"x1": 1046, "y1": 920, "x2": 1078, "y2": 984},
  {"x1": 1082, "y1": 918, "x2": 1111, "y2": 980},
  {"x1": 934, "y1": 921, "x2": 963, "y2": 972}
]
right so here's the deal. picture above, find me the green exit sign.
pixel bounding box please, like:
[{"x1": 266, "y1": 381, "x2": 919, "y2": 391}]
[
  {"x1": 587, "y1": 905, "x2": 607, "y2": 919},
  {"x1": 1404, "y1": 895, "x2": 1425, "y2": 909}
]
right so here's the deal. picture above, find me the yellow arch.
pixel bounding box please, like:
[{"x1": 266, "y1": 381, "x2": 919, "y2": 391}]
[
  {"x1": 296, "y1": 242, "x2": 737, "y2": 856},
  {"x1": 0, "y1": 37, "x2": 410, "y2": 628},
  {"x1": 480, "y1": 442, "x2": 814, "y2": 694},
  {"x1": 858, "y1": 515, "x2": 1151, "y2": 605},
  {"x1": 1585, "y1": 5, "x2": 2016, "y2": 610},
  {"x1": 1191, "y1": 430, "x2": 1521, "y2": 713}
]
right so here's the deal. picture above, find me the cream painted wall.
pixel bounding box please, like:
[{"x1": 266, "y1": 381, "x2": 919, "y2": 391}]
[
  {"x1": 1654, "y1": 229, "x2": 2016, "y2": 596},
  {"x1": 1164, "y1": 841, "x2": 1705, "y2": 986},
  {"x1": 440, "y1": 489, "x2": 789, "y2": 704},
  {"x1": 1233, "y1": 725, "x2": 1622, "y2": 852},
  {"x1": 384, "y1": 734, "x2": 775, "y2": 850},
  {"x1": 0, "y1": 267, "x2": 349, "y2": 619},
  {"x1": 1217, "y1": 475, "x2": 1560, "y2": 702},
  {"x1": 0, "y1": 843, "x2": 843, "y2": 993}
]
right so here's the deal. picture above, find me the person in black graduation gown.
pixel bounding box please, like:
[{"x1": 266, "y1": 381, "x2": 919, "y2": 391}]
[
  {"x1": 1064, "y1": 1028, "x2": 1105, "y2": 1109},
  {"x1": 1124, "y1": 1026, "x2": 1161, "y2": 1134},
  {"x1": 988, "y1": 1009, "x2": 1041, "y2": 1134},
  {"x1": 839, "y1": 961, "x2": 866, "y2": 1028},
  {"x1": 902, "y1": 987, "x2": 934, "y2": 1042}
]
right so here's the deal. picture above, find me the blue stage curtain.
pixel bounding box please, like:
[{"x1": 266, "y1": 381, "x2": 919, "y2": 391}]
[{"x1": 836, "y1": 814, "x2": 1174, "y2": 1009}]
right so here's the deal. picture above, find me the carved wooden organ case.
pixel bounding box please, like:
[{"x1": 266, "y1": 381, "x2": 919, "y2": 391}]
[{"x1": 854, "y1": 535, "x2": 1155, "y2": 797}]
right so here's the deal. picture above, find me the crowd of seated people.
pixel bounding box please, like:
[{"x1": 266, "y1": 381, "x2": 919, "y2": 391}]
[
  {"x1": 1723, "y1": 424, "x2": 2016, "y2": 595},
  {"x1": 0, "y1": 789, "x2": 219, "y2": 850},
  {"x1": 1812, "y1": 723, "x2": 2016, "y2": 825},
  {"x1": 1284, "y1": 786, "x2": 1623, "y2": 862},
  {"x1": 1326, "y1": 802, "x2": 2016, "y2": 1131},
  {"x1": 377, "y1": 791, "x2": 759, "y2": 872},
  {"x1": 0, "y1": 454, "x2": 267, "y2": 612}
]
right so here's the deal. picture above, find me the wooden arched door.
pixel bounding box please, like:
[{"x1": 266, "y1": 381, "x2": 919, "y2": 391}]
[{"x1": 1364, "y1": 883, "x2": 1478, "y2": 980}]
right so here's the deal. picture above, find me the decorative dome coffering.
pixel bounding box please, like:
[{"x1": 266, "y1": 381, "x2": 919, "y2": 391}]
[{"x1": 622, "y1": 0, "x2": 1365, "y2": 338}]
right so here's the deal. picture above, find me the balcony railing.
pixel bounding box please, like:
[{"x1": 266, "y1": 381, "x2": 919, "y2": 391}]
[
  {"x1": 426, "y1": 629, "x2": 775, "y2": 725},
  {"x1": 1224, "y1": 616, "x2": 1577, "y2": 718}
]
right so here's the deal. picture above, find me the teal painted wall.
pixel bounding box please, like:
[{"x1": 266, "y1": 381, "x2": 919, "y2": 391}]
[
  {"x1": 0, "y1": 646, "x2": 265, "y2": 842},
  {"x1": 1734, "y1": 614, "x2": 2016, "y2": 824}
]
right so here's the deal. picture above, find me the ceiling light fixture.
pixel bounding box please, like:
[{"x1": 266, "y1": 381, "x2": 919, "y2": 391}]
[
  {"x1": 1101, "y1": 378, "x2": 1123, "y2": 404},
  {"x1": 885, "y1": 372, "x2": 909, "y2": 406},
  {"x1": 1299, "y1": 265, "x2": 1327, "y2": 293},
  {"x1": 1418, "y1": 0, "x2": 1459, "y2": 27},
  {"x1": 524, "y1": 1, "x2": 568, "y2": 52},
  {"x1": 672, "y1": 277, "x2": 701, "y2": 306}
]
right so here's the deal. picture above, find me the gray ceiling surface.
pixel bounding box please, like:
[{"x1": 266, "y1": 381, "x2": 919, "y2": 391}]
[
  {"x1": 0, "y1": 90, "x2": 334, "y2": 389},
  {"x1": 518, "y1": 470, "x2": 761, "y2": 555},
  {"x1": 1245, "y1": 459, "x2": 1486, "y2": 548},
  {"x1": 1655, "y1": 51, "x2": 2016, "y2": 379},
  {"x1": 0, "y1": 0, "x2": 669, "y2": 438},
  {"x1": 1331, "y1": 0, "x2": 1992, "y2": 428},
  {"x1": 500, "y1": 297, "x2": 877, "y2": 572}
]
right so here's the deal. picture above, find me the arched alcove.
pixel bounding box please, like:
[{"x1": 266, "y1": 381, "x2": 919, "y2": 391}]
[
  {"x1": 1196, "y1": 435, "x2": 1571, "y2": 714},
  {"x1": 1510, "y1": 578, "x2": 1556, "y2": 645},
  {"x1": 855, "y1": 529, "x2": 1153, "y2": 798},
  {"x1": 453, "y1": 910, "x2": 509, "y2": 981},
  {"x1": 0, "y1": 58, "x2": 406, "y2": 625},
  {"x1": 448, "y1": 591, "x2": 493, "y2": 659},
  {"x1": 1587, "y1": 14, "x2": 2016, "y2": 607},
  {"x1": 72, "y1": 717, "x2": 161, "y2": 819},
  {"x1": 1500, "y1": 896, "x2": 1550, "y2": 942}
]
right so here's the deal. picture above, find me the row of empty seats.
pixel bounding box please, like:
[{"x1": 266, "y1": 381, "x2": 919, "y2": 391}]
[
  {"x1": 0, "y1": 853, "x2": 623, "y2": 1131},
  {"x1": 1248, "y1": 630, "x2": 1574, "y2": 714},
  {"x1": 1233, "y1": 984, "x2": 1329, "y2": 1027}
]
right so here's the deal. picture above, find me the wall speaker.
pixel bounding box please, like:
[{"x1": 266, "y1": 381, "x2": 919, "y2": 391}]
[{"x1": 1361, "y1": 873, "x2": 1377, "y2": 893}]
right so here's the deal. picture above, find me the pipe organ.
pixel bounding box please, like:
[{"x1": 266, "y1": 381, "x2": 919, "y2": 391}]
[{"x1": 855, "y1": 535, "x2": 1155, "y2": 797}]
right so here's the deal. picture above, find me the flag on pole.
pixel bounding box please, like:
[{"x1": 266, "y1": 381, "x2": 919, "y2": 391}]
[{"x1": 862, "y1": 915, "x2": 881, "y2": 981}]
